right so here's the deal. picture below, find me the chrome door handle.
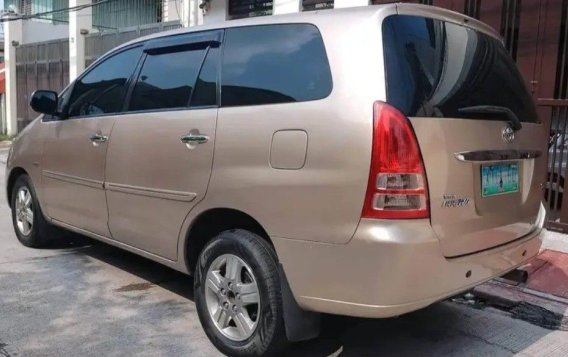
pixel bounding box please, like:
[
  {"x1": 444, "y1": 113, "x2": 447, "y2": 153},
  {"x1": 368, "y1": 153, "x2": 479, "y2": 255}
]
[
  {"x1": 89, "y1": 133, "x2": 108, "y2": 144},
  {"x1": 180, "y1": 134, "x2": 209, "y2": 145}
]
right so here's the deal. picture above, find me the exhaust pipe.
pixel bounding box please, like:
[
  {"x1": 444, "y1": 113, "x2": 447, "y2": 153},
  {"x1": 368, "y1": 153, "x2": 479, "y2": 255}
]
[{"x1": 500, "y1": 268, "x2": 529, "y2": 285}]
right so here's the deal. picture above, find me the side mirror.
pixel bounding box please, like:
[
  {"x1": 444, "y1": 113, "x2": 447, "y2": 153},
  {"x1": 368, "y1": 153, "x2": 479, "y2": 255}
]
[{"x1": 30, "y1": 90, "x2": 58, "y2": 115}]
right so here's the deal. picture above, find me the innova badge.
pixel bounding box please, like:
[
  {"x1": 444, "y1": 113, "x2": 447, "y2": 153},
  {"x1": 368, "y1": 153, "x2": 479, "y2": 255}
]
[
  {"x1": 442, "y1": 195, "x2": 470, "y2": 208},
  {"x1": 502, "y1": 125, "x2": 515, "y2": 143}
]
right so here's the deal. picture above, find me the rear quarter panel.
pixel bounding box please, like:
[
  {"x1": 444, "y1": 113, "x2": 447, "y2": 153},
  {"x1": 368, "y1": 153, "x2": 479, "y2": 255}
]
[{"x1": 187, "y1": 8, "x2": 395, "y2": 245}]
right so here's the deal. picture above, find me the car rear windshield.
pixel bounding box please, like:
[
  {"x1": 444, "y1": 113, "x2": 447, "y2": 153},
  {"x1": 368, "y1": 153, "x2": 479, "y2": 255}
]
[{"x1": 382, "y1": 15, "x2": 538, "y2": 123}]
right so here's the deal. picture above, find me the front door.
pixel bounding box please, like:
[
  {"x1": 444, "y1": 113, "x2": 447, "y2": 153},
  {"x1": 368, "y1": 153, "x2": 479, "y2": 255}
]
[
  {"x1": 104, "y1": 31, "x2": 221, "y2": 260},
  {"x1": 42, "y1": 117, "x2": 115, "y2": 236},
  {"x1": 42, "y1": 45, "x2": 144, "y2": 236}
]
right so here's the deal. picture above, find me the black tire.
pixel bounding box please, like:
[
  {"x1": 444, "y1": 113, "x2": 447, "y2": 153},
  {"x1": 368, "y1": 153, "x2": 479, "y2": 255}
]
[
  {"x1": 194, "y1": 229, "x2": 288, "y2": 356},
  {"x1": 10, "y1": 174, "x2": 55, "y2": 248}
]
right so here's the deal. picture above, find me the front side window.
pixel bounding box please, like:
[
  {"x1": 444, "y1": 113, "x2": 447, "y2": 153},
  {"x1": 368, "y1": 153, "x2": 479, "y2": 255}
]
[
  {"x1": 221, "y1": 24, "x2": 333, "y2": 107},
  {"x1": 129, "y1": 47, "x2": 208, "y2": 112},
  {"x1": 67, "y1": 46, "x2": 143, "y2": 118}
]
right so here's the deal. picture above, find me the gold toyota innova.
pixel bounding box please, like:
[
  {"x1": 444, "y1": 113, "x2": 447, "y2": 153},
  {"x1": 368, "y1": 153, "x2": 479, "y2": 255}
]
[{"x1": 6, "y1": 3, "x2": 548, "y2": 356}]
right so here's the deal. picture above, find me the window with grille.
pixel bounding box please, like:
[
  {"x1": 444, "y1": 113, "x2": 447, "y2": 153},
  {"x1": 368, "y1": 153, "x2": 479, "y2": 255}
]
[
  {"x1": 228, "y1": 0, "x2": 273, "y2": 20},
  {"x1": 92, "y1": 0, "x2": 163, "y2": 30},
  {"x1": 302, "y1": 0, "x2": 333, "y2": 11},
  {"x1": 4, "y1": 0, "x2": 69, "y2": 23}
]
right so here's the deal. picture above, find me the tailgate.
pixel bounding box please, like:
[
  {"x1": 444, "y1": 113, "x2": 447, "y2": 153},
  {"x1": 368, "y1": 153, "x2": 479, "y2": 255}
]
[
  {"x1": 382, "y1": 12, "x2": 547, "y2": 257},
  {"x1": 412, "y1": 119, "x2": 547, "y2": 257}
]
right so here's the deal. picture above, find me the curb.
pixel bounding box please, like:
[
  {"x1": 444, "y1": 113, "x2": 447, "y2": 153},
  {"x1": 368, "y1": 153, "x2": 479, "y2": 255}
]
[{"x1": 474, "y1": 281, "x2": 568, "y2": 331}]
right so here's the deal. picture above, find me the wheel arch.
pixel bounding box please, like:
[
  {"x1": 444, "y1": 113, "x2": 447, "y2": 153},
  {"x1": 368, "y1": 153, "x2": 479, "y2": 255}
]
[
  {"x1": 6, "y1": 167, "x2": 29, "y2": 208},
  {"x1": 185, "y1": 207, "x2": 321, "y2": 342},
  {"x1": 184, "y1": 208, "x2": 273, "y2": 275}
]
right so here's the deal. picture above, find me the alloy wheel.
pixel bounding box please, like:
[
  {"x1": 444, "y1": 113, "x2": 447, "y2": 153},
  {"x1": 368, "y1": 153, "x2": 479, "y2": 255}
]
[
  {"x1": 204, "y1": 254, "x2": 261, "y2": 341},
  {"x1": 15, "y1": 187, "x2": 34, "y2": 236}
]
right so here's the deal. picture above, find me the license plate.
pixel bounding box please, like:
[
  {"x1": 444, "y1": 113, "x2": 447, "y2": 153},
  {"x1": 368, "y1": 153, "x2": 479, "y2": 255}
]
[{"x1": 481, "y1": 163, "x2": 519, "y2": 197}]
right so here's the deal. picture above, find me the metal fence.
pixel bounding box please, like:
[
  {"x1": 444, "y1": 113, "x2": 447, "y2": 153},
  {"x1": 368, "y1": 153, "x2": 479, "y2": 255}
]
[
  {"x1": 15, "y1": 38, "x2": 69, "y2": 129},
  {"x1": 85, "y1": 20, "x2": 182, "y2": 67},
  {"x1": 541, "y1": 100, "x2": 568, "y2": 232}
]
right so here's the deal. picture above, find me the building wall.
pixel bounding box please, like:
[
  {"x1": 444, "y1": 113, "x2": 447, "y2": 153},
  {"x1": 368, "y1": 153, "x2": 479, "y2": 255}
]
[
  {"x1": 22, "y1": 20, "x2": 68, "y2": 43},
  {"x1": 163, "y1": 0, "x2": 183, "y2": 22}
]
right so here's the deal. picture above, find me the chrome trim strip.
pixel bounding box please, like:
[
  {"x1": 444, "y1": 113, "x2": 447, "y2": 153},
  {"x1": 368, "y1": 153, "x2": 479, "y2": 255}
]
[
  {"x1": 454, "y1": 150, "x2": 542, "y2": 163},
  {"x1": 42, "y1": 170, "x2": 104, "y2": 189},
  {"x1": 105, "y1": 182, "x2": 197, "y2": 202}
]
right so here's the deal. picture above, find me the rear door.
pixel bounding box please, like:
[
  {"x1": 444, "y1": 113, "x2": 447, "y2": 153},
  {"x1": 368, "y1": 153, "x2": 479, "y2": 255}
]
[
  {"x1": 382, "y1": 13, "x2": 548, "y2": 257},
  {"x1": 104, "y1": 31, "x2": 221, "y2": 260}
]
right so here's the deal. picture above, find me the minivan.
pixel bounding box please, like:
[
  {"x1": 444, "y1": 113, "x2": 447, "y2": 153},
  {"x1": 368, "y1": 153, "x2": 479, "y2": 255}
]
[{"x1": 6, "y1": 4, "x2": 547, "y2": 356}]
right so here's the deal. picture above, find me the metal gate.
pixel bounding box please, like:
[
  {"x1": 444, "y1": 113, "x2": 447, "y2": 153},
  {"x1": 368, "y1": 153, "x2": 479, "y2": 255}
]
[
  {"x1": 15, "y1": 38, "x2": 69, "y2": 130},
  {"x1": 85, "y1": 20, "x2": 182, "y2": 67},
  {"x1": 538, "y1": 0, "x2": 568, "y2": 232},
  {"x1": 542, "y1": 99, "x2": 568, "y2": 231}
]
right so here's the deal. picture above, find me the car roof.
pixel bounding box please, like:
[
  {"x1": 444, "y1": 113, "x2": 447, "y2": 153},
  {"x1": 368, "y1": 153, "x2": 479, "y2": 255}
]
[
  {"x1": 119, "y1": 5, "x2": 391, "y2": 47},
  {"x1": 103, "y1": 3, "x2": 501, "y2": 57}
]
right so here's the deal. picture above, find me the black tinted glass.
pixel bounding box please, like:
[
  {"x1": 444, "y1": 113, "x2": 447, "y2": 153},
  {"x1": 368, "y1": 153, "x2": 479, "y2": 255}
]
[
  {"x1": 383, "y1": 15, "x2": 538, "y2": 122},
  {"x1": 57, "y1": 88, "x2": 70, "y2": 114},
  {"x1": 191, "y1": 46, "x2": 219, "y2": 107},
  {"x1": 67, "y1": 47, "x2": 142, "y2": 118},
  {"x1": 129, "y1": 48, "x2": 207, "y2": 112},
  {"x1": 221, "y1": 24, "x2": 332, "y2": 107},
  {"x1": 44, "y1": 88, "x2": 70, "y2": 121}
]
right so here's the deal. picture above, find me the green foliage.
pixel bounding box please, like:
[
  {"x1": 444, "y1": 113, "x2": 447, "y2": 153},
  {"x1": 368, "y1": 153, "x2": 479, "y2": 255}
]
[{"x1": 0, "y1": 134, "x2": 14, "y2": 142}]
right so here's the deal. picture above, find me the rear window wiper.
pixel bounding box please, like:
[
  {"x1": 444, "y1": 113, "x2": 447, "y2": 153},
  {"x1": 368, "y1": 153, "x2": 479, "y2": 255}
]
[{"x1": 458, "y1": 105, "x2": 523, "y2": 131}]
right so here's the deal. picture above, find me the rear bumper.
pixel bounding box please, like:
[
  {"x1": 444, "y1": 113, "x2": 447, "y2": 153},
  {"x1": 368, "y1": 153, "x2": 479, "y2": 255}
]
[{"x1": 273, "y1": 205, "x2": 545, "y2": 318}]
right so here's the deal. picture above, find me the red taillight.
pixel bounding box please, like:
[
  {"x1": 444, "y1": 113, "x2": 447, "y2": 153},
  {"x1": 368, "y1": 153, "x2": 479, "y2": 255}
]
[{"x1": 362, "y1": 102, "x2": 430, "y2": 219}]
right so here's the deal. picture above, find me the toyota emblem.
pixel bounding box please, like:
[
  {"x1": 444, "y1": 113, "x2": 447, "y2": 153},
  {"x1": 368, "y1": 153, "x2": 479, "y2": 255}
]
[{"x1": 502, "y1": 126, "x2": 515, "y2": 143}]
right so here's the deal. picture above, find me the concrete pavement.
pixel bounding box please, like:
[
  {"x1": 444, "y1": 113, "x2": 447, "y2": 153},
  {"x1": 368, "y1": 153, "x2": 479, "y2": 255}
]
[
  {"x1": 474, "y1": 233, "x2": 568, "y2": 333},
  {"x1": 542, "y1": 230, "x2": 568, "y2": 254},
  {"x1": 1, "y1": 147, "x2": 568, "y2": 356}
]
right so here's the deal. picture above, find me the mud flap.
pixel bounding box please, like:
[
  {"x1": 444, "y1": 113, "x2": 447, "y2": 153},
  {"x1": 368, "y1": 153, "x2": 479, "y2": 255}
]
[{"x1": 278, "y1": 264, "x2": 321, "y2": 342}]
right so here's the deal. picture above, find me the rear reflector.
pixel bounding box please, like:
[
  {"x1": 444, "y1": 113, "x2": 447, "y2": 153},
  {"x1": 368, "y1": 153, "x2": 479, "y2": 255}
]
[{"x1": 362, "y1": 102, "x2": 430, "y2": 219}]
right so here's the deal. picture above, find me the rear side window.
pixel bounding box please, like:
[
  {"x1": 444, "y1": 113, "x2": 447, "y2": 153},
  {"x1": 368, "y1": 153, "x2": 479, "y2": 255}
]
[
  {"x1": 129, "y1": 47, "x2": 207, "y2": 112},
  {"x1": 221, "y1": 24, "x2": 333, "y2": 107},
  {"x1": 191, "y1": 46, "x2": 220, "y2": 107},
  {"x1": 382, "y1": 15, "x2": 538, "y2": 123}
]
